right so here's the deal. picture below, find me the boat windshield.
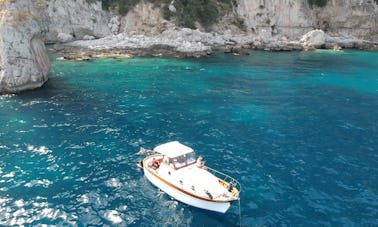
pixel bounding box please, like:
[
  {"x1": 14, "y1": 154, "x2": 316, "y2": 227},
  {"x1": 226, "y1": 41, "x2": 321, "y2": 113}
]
[
  {"x1": 186, "y1": 152, "x2": 196, "y2": 164},
  {"x1": 171, "y1": 152, "x2": 196, "y2": 169},
  {"x1": 173, "y1": 155, "x2": 186, "y2": 169}
]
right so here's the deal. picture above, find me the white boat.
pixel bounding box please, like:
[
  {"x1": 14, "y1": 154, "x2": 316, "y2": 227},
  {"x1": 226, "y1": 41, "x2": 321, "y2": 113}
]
[{"x1": 138, "y1": 141, "x2": 241, "y2": 213}]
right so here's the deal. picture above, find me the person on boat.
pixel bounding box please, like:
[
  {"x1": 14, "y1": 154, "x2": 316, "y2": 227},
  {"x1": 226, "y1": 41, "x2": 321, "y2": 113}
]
[
  {"x1": 149, "y1": 158, "x2": 160, "y2": 170},
  {"x1": 148, "y1": 158, "x2": 155, "y2": 167},
  {"x1": 196, "y1": 156, "x2": 205, "y2": 168},
  {"x1": 153, "y1": 160, "x2": 160, "y2": 169}
]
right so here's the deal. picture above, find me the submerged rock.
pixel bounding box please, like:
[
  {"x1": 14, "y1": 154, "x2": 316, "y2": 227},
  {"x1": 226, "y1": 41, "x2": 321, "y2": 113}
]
[{"x1": 0, "y1": 1, "x2": 50, "y2": 93}]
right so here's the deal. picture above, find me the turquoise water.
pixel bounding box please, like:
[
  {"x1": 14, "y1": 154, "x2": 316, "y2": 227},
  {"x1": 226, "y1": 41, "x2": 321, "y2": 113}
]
[{"x1": 0, "y1": 50, "x2": 377, "y2": 226}]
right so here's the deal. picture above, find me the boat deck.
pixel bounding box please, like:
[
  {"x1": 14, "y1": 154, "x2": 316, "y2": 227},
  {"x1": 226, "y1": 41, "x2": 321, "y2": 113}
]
[{"x1": 143, "y1": 154, "x2": 240, "y2": 202}]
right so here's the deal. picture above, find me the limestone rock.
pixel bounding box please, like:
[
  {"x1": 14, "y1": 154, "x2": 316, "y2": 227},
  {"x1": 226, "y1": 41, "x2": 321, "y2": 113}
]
[
  {"x1": 83, "y1": 35, "x2": 96, "y2": 40},
  {"x1": 120, "y1": 1, "x2": 174, "y2": 36},
  {"x1": 57, "y1": 33, "x2": 74, "y2": 43},
  {"x1": 314, "y1": 1, "x2": 378, "y2": 41},
  {"x1": 236, "y1": 0, "x2": 312, "y2": 39},
  {"x1": 54, "y1": 0, "x2": 377, "y2": 53},
  {"x1": 169, "y1": 1, "x2": 176, "y2": 13},
  {"x1": 234, "y1": 0, "x2": 377, "y2": 43},
  {"x1": 43, "y1": 0, "x2": 113, "y2": 42},
  {"x1": 108, "y1": 16, "x2": 120, "y2": 34},
  {"x1": 0, "y1": 1, "x2": 50, "y2": 93},
  {"x1": 300, "y1": 29, "x2": 326, "y2": 48}
]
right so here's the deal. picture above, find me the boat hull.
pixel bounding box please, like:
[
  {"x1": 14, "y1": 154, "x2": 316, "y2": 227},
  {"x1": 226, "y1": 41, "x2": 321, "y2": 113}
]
[{"x1": 143, "y1": 165, "x2": 231, "y2": 213}]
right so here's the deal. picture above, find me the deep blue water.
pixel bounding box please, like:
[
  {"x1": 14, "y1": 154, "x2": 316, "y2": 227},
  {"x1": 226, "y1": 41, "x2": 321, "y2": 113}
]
[{"x1": 0, "y1": 50, "x2": 377, "y2": 226}]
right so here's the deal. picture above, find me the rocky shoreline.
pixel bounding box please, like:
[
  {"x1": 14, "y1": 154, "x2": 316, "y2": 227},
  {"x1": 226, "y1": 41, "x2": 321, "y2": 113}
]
[
  {"x1": 51, "y1": 28, "x2": 378, "y2": 61},
  {"x1": 1, "y1": 0, "x2": 377, "y2": 93}
]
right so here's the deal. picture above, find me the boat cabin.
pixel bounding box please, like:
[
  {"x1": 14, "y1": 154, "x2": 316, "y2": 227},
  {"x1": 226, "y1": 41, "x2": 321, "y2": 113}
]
[{"x1": 154, "y1": 141, "x2": 197, "y2": 170}]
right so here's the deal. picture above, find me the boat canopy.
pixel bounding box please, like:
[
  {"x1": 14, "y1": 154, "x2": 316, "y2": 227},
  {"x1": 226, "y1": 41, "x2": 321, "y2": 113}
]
[{"x1": 154, "y1": 141, "x2": 194, "y2": 158}]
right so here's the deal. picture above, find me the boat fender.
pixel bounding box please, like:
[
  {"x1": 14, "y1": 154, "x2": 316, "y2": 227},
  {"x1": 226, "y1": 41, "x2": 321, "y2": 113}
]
[{"x1": 227, "y1": 183, "x2": 234, "y2": 192}]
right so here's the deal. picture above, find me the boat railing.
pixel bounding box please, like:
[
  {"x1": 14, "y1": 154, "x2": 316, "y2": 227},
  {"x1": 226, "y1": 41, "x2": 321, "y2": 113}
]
[{"x1": 206, "y1": 166, "x2": 242, "y2": 197}]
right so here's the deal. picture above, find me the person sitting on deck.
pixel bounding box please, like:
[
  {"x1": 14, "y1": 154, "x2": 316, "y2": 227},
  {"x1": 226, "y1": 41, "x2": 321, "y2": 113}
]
[
  {"x1": 149, "y1": 158, "x2": 160, "y2": 170},
  {"x1": 196, "y1": 156, "x2": 205, "y2": 168}
]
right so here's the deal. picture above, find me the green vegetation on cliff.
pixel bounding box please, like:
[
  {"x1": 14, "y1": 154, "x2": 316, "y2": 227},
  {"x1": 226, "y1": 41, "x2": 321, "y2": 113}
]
[
  {"x1": 308, "y1": 0, "x2": 328, "y2": 8},
  {"x1": 89, "y1": 0, "x2": 234, "y2": 29},
  {"x1": 169, "y1": 0, "x2": 221, "y2": 29}
]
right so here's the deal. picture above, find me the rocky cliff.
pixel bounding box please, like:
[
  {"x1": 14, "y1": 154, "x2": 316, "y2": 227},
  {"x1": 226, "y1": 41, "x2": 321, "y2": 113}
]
[
  {"x1": 0, "y1": 0, "x2": 115, "y2": 93},
  {"x1": 0, "y1": 0, "x2": 377, "y2": 93},
  {"x1": 55, "y1": 0, "x2": 377, "y2": 59},
  {"x1": 0, "y1": 0, "x2": 50, "y2": 93},
  {"x1": 42, "y1": 0, "x2": 114, "y2": 42},
  {"x1": 10, "y1": 0, "x2": 378, "y2": 46},
  {"x1": 236, "y1": 0, "x2": 378, "y2": 41}
]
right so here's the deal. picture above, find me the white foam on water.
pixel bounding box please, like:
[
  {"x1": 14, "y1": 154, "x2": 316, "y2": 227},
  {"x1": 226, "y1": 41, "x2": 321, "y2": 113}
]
[
  {"x1": 14, "y1": 199, "x2": 24, "y2": 207},
  {"x1": 3, "y1": 171, "x2": 15, "y2": 178},
  {"x1": 24, "y1": 179, "x2": 52, "y2": 188},
  {"x1": 26, "y1": 145, "x2": 52, "y2": 155},
  {"x1": 0, "y1": 94, "x2": 15, "y2": 100},
  {"x1": 105, "y1": 178, "x2": 122, "y2": 188},
  {"x1": 78, "y1": 194, "x2": 89, "y2": 204},
  {"x1": 103, "y1": 210, "x2": 123, "y2": 224}
]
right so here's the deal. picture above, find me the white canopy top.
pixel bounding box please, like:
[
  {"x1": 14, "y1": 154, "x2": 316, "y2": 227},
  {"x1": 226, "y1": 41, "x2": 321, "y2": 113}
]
[{"x1": 154, "y1": 141, "x2": 194, "y2": 158}]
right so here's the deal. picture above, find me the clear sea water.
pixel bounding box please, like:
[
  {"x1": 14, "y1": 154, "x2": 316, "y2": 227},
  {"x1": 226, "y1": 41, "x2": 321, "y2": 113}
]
[{"x1": 0, "y1": 50, "x2": 377, "y2": 226}]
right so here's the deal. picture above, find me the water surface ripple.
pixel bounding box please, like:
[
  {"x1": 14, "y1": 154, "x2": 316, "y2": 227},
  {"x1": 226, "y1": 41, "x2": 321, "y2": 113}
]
[{"x1": 0, "y1": 50, "x2": 377, "y2": 226}]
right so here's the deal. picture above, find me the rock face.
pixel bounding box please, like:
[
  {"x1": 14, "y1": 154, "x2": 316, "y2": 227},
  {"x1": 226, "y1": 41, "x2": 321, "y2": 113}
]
[
  {"x1": 300, "y1": 29, "x2": 326, "y2": 48},
  {"x1": 42, "y1": 0, "x2": 113, "y2": 42},
  {"x1": 52, "y1": 0, "x2": 378, "y2": 59},
  {"x1": 60, "y1": 28, "x2": 217, "y2": 58},
  {"x1": 108, "y1": 16, "x2": 120, "y2": 34},
  {"x1": 0, "y1": 0, "x2": 114, "y2": 93},
  {"x1": 236, "y1": 0, "x2": 378, "y2": 41},
  {"x1": 236, "y1": 0, "x2": 313, "y2": 40},
  {"x1": 314, "y1": 0, "x2": 378, "y2": 41},
  {"x1": 0, "y1": 1, "x2": 50, "y2": 93},
  {"x1": 120, "y1": 1, "x2": 174, "y2": 36}
]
